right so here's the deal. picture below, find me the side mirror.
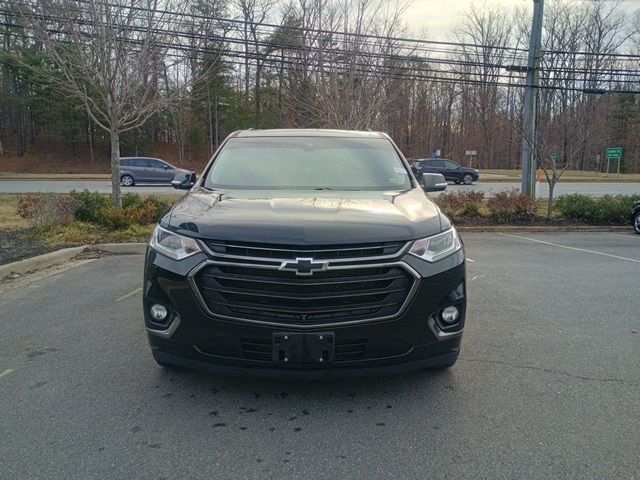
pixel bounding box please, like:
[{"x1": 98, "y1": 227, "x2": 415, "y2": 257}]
[
  {"x1": 172, "y1": 172, "x2": 197, "y2": 190},
  {"x1": 422, "y1": 173, "x2": 447, "y2": 192}
]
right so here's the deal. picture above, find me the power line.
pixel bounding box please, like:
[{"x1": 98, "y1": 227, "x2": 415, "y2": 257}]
[
  {"x1": 3, "y1": 10, "x2": 638, "y2": 87},
  {"x1": 2, "y1": 4, "x2": 639, "y2": 93}
]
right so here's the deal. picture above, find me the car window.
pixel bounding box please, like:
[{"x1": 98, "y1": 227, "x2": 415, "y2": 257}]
[
  {"x1": 424, "y1": 159, "x2": 443, "y2": 167},
  {"x1": 148, "y1": 160, "x2": 167, "y2": 169},
  {"x1": 120, "y1": 159, "x2": 131, "y2": 167},
  {"x1": 443, "y1": 161, "x2": 459, "y2": 169},
  {"x1": 205, "y1": 137, "x2": 412, "y2": 191}
]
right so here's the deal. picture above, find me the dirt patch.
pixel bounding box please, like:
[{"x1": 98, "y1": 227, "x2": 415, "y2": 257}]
[{"x1": 0, "y1": 228, "x2": 73, "y2": 265}]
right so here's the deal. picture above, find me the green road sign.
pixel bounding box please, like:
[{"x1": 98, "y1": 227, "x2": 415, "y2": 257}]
[
  {"x1": 550, "y1": 152, "x2": 560, "y2": 161},
  {"x1": 606, "y1": 148, "x2": 622, "y2": 159}
]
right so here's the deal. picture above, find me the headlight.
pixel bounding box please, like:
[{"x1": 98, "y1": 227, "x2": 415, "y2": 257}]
[
  {"x1": 409, "y1": 227, "x2": 462, "y2": 263},
  {"x1": 149, "y1": 225, "x2": 201, "y2": 260}
]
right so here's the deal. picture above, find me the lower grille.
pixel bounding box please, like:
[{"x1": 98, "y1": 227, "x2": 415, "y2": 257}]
[
  {"x1": 240, "y1": 338, "x2": 367, "y2": 362},
  {"x1": 240, "y1": 339, "x2": 273, "y2": 361},
  {"x1": 193, "y1": 263, "x2": 416, "y2": 326}
]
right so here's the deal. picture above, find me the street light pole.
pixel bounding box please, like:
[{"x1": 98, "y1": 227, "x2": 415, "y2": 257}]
[{"x1": 520, "y1": 0, "x2": 544, "y2": 196}]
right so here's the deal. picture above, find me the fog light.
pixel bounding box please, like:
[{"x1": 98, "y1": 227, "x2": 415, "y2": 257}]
[
  {"x1": 440, "y1": 306, "x2": 460, "y2": 324},
  {"x1": 150, "y1": 304, "x2": 168, "y2": 321}
]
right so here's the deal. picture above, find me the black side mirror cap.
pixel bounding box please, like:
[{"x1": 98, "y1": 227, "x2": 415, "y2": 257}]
[
  {"x1": 422, "y1": 173, "x2": 448, "y2": 192},
  {"x1": 172, "y1": 172, "x2": 197, "y2": 190}
]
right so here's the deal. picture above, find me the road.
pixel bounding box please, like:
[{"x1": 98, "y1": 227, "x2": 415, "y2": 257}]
[
  {"x1": 0, "y1": 180, "x2": 181, "y2": 195},
  {"x1": 0, "y1": 179, "x2": 638, "y2": 196},
  {"x1": 1, "y1": 232, "x2": 638, "y2": 479}
]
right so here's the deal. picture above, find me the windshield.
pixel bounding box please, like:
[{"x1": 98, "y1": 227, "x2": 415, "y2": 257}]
[{"x1": 204, "y1": 136, "x2": 412, "y2": 191}]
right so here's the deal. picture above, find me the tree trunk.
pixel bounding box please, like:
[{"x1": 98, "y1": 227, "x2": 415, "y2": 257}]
[
  {"x1": 546, "y1": 179, "x2": 555, "y2": 221},
  {"x1": 110, "y1": 130, "x2": 122, "y2": 208},
  {"x1": 87, "y1": 119, "x2": 94, "y2": 165},
  {"x1": 255, "y1": 61, "x2": 262, "y2": 114},
  {"x1": 16, "y1": 108, "x2": 26, "y2": 156},
  {"x1": 214, "y1": 86, "x2": 219, "y2": 149},
  {"x1": 207, "y1": 88, "x2": 214, "y2": 156}
]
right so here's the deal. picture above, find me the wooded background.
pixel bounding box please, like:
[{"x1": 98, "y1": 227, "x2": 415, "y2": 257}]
[{"x1": 1, "y1": 0, "x2": 639, "y2": 173}]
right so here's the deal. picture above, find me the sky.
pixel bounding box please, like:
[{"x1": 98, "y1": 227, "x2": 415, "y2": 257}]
[
  {"x1": 402, "y1": 0, "x2": 639, "y2": 40},
  {"x1": 403, "y1": 0, "x2": 528, "y2": 39}
]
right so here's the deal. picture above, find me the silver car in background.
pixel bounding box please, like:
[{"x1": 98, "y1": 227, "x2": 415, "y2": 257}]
[{"x1": 119, "y1": 157, "x2": 192, "y2": 186}]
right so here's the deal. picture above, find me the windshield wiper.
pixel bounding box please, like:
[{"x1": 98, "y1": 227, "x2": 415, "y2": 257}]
[{"x1": 314, "y1": 187, "x2": 334, "y2": 191}]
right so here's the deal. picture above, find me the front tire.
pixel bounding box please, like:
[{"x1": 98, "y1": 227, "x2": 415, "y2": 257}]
[
  {"x1": 463, "y1": 174, "x2": 474, "y2": 185},
  {"x1": 633, "y1": 211, "x2": 640, "y2": 234},
  {"x1": 121, "y1": 174, "x2": 134, "y2": 187}
]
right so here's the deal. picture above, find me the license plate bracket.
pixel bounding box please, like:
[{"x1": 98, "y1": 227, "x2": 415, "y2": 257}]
[{"x1": 273, "y1": 332, "x2": 335, "y2": 364}]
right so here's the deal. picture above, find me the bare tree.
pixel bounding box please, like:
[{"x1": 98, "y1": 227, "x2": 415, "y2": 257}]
[
  {"x1": 502, "y1": 103, "x2": 590, "y2": 220},
  {"x1": 235, "y1": 0, "x2": 276, "y2": 113},
  {"x1": 537, "y1": 140, "x2": 586, "y2": 221},
  {"x1": 18, "y1": 0, "x2": 198, "y2": 207},
  {"x1": 454, "y1": 4, "x2": 514, "y2": 168}
]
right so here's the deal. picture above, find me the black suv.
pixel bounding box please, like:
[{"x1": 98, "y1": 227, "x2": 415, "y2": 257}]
[
  {"x1": 413, "y1": 158, "x2": 479, "y2": 185},
  {"x1": 143, "y1": 130, "x2": 467, "y2": 377}
]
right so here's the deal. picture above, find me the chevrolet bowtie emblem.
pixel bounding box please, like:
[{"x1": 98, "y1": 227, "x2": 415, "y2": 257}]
[{"x1": 279, "y1": 257, "x2": 329, "y2": 276}]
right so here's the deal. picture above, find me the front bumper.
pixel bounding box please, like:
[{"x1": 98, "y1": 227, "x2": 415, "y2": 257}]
[{"x1": 143, "y1": 247, "x2": 466, "y2": 377}]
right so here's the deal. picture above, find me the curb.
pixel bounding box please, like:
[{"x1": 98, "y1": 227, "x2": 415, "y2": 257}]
[
  {"x1": 94, "y1": 243, "x2": 147, "y2": 255},
  {"x1": 0, "y1": 173, "x2": 110, "y2": 180},
  {"x1": 475, "y1": 179, "x2": 640, "y2": 184},
  {"x1": 0, "y1": 243, "x2": 146, "y2": 278},
  {"x1": 456, "y1": 225, "x2": 632, "y2": 233}
]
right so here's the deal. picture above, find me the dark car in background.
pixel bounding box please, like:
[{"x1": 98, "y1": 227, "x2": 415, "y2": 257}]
[
  {"x1": 143, "y1": 129, "x2": 466, "y2": 378},
  {"x1": 119, "y1": 157, "x2": 192, "y2": 186},
  {"x1": 413, "y1": 158, "x2": 479, "y2": 185},
  {"x1": 632, "y1": 201, "x2": 640, "y2": 234}
]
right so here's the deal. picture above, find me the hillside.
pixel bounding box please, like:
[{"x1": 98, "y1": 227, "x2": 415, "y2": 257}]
[{"x1": 0, "y1": 141, "x2": 210, "y2": 174}]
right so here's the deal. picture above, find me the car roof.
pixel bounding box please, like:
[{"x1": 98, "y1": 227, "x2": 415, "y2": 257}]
[{"x1": 232, "y1": 129, "x2": 387, "y2": 139}]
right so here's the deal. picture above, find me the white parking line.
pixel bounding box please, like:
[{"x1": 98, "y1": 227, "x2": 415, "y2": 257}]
[
  {"x1": 466, "y1": 258, "x2": 476, "y2": 263},
  {"x1": 499, "y1": 233, "x2": 640, "y2": 264},
  {"x1": 115, "y1": 287, "x2": 143, "y2": 302}
]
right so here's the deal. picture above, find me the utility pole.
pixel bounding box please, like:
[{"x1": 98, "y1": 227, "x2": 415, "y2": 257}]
[{"x1": 520, "y1": 0, "x2": 544, "y2": 196}]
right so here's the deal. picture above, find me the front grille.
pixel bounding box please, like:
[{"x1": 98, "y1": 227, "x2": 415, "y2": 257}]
[
  {"x1": 240, "y1": 338, "x2": 367, "y2": 362},
  {"x1": 193, "y1": 263, "x2": 416, "y2": 326},
  {"x1": 204, "y1": 240, "x2": 406, "y2": 260}
]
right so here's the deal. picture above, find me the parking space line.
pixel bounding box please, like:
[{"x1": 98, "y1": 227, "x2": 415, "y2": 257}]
[
  {"x1": 115, "y1": 287, "x2": 143, "y2": 302},
  {"x1": 466, "y1": 258, "x2": 476, "y2": 263},
  {"x1": 0, "y1": 369, "x2": 14, "y2": 378},
  {"x1": 499, "y1": 233, "x2": 640, "y2": 264}
]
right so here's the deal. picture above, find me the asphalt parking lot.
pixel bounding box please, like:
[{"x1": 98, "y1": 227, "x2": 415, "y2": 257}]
[{"x1": 1, "y1": 232, "x2": 638, "y2": 479}]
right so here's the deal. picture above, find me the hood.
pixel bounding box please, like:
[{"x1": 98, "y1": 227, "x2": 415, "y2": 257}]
[{"x1": 163, "y1": 188, "x2": 444, "y2": 244}]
